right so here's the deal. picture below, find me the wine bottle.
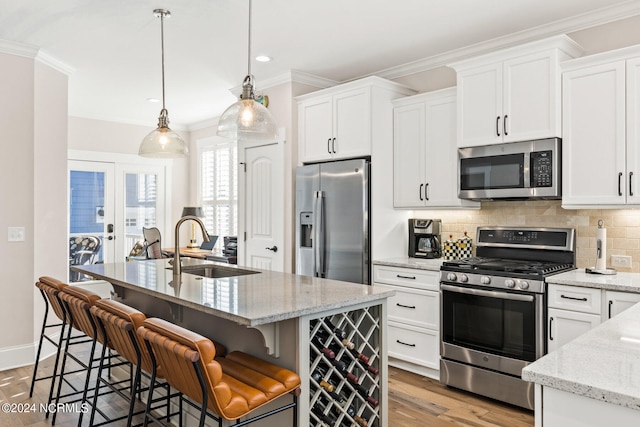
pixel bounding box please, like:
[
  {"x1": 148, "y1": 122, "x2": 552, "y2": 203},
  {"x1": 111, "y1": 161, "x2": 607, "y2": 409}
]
[
  {"x1": 323, "y1": 317, "x2": 348, "y2": 340},
  {"x1": 354, "y1": 415, "x2": 368, "y2": 427},
  {"x1": 311, "y1": 403, "x2": 336, "y2": 426},
  {"x1": 312, "y1": 336, "x2": 335, "y2": 359},
  {"x1": 352, "y1": 382, "x2": 379, "y2": 408},
  {"x1": 329, "y1": 358, "x2": 359, "y2": 384},
  {"x1": 316, "y1": 328, "x2": 379, "y2": 377}
]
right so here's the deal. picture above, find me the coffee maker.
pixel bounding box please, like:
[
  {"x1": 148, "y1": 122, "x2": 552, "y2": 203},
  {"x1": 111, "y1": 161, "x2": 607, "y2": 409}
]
[{"x1": 408, "y1": 219, "x2": 442, "y2": 258}]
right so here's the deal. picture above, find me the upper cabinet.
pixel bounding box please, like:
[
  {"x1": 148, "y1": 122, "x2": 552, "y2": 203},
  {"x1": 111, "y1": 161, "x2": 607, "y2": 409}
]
[
  {"x1": 562, "y1": 45, "x2": 640, "y2": 208},
  {"x1": 450, "y1": 36, "x2": 582, "y2": 148},
  {"x1": 392, "y1": 88, "x2": 479, "y2": 209},
  {"x1": 297, "y1": 77, "x2": 414, "y2": 163}
]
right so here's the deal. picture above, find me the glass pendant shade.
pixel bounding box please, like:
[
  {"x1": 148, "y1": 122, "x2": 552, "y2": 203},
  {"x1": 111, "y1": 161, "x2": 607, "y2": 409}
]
[
  {"x1": 217, "y1": 95, "x2": 278, "y2": 141},
  {"x1": 139, "y1": 109, "x2": 188, "y2": 157}
]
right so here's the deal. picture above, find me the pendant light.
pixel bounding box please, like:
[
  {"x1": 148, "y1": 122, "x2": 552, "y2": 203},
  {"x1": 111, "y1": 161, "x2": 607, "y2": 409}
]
[
  {"x1": 217, "y1": 0, "x2": 278, "y2": 141},
  {"x1": 139, "y1": 9, "x2": 188, "y2": 158}
]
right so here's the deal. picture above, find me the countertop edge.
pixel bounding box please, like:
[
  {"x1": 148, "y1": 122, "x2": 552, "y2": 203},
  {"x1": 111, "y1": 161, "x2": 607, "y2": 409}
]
[
  {"x1": 373, "y1": 257, "x2": 443, "y2": 272},
  {"x1": 546, "y1": 269, "x2": 640, "y2": 293}
]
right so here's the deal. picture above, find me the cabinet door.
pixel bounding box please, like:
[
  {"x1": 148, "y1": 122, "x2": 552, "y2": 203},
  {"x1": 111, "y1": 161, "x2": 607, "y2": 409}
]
[
  {"x1": 457, "y1": 62, "x2": 502, "y2": 147},
  {"x1": 562, "y1": 61, "x2": 626, "y2": 206},
  {"x1": 604, "y1": 290, "x2": 640, "y2": 320},
  {"x1": 547, "y1": 307, "x2": 601, "y2": 353},
  {"x1": 626, "y1": 57, "x2": 640, "y2": 204},
  {"x1": 424, "y1": 93, "x2": 468, "y2": 207},
  {"x1": 333, "y1": 88, "x2": 371, "y2": 159},
  {"x1": 503, "y1": 51, "x2": 559, "y2": 142},
  {"x1": 299, "y1": 96, "x2": 333, "y2": 162},
  {"x1": 393, "y1": 102, "x2": 426, "y2": 207}
]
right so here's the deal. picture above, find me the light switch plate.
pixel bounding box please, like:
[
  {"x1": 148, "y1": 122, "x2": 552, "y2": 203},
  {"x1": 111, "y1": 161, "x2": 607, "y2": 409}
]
[{"x1": 8, "y1": 226, "x2": 25, "y2": 242}]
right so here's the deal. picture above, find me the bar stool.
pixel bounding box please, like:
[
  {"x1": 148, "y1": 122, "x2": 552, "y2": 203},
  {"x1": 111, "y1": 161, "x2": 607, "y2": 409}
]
[
  {"x1": 55, "y1": 285, "x2": 111, "y2": 426},
  {"x1": 137, "y1": 317, "x2": 300, "y2": 427},
  {"x1": 31, "y1": 277, "x2": 70, "y2": 409},
  {"x1": 88, "y1": 299, "x2": 182, "y2": 426}
]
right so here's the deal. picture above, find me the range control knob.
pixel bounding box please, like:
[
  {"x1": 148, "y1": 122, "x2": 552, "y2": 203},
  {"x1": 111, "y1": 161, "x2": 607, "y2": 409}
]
[
  {"x1": 518, "y1": 281, "x2": 529, "y2": 290},
  {"x1": 447, "y1": 273, "x2": 457, "y2": 282},
  {"x1": 505, "y1": 279, "x2": 515, "y2": 288},
  {"x1": 480, "y1": 276, "x2": 491, "y2": 285},
  {"x1": 459, "y1": 274, "x2": 469, "y2": 283}
]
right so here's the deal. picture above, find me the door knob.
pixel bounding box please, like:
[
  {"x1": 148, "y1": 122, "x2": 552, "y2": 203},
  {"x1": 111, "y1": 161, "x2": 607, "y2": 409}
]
[{"x1": 265, "y1": 246, "x2": 278, "y2": 252}]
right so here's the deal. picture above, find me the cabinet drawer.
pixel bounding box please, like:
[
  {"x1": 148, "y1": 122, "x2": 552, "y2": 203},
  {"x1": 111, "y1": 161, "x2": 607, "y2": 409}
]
[
  {"x1": 386, "y1": 286, "x2": 439, "y2": 330},
  {"x1": 548, "y1": 284, "x2": 601, "y2": 314},
  {"x1": 373, "y1": 265, "x2": 439, "y2": 291},
  {"x1": 388, "y1": 322, "x2": 439, "y2": 369}
]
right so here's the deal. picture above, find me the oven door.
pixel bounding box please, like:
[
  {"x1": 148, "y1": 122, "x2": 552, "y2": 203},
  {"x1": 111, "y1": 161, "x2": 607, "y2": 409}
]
[{"x1": 440, "y1": 283, "x2": 545, "y2": 377}]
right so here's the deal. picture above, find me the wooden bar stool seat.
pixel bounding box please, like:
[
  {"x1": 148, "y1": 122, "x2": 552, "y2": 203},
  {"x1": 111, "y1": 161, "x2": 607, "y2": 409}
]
[{"x1": 137, "y1": 317, "x2": 300, "y2": 427}]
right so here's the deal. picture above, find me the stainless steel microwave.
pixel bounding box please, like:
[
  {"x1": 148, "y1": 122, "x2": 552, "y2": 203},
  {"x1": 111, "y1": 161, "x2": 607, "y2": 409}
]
[{"x1": 458, "y1": 138, "x2": 561, "y2": 201}]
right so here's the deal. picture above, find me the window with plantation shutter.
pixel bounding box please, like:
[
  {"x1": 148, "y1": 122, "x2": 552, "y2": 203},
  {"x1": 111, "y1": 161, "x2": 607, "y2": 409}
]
[{"x1": 198, "y1": 137, "x2": 237, "y2": 250}]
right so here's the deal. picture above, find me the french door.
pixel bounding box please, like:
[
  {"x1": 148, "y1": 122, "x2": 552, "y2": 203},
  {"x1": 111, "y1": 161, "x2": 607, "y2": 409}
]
[{"x1": 68, "y1": 159, "x2": 167, "y2": 282}]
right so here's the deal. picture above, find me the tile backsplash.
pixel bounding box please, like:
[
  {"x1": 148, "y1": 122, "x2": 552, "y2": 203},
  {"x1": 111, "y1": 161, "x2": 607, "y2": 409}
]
[{"x1": 416, "y1": 200, "x2": 640, "y2": 272}]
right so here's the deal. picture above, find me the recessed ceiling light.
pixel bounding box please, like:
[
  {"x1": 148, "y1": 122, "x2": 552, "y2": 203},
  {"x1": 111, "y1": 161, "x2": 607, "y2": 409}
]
[
  {"x1": 147, "y1": 97, "x2": 160, "y2": 103},
  {"x1": 255, "y1": 55, "x2": 272, "y2": 62}
]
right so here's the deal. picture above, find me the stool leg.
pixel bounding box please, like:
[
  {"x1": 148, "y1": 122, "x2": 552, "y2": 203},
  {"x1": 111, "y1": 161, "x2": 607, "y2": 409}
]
[
  {"x1": 87, "y1": 341, "x2": 108, "y2": 427},
  {"x1": 75, "y1": 335, "x2": 98, "y2": 427},
  {"x1": 142, "y1": 340, "x2": 158, "y2": 427},
  {"x1": 30, "y1": 291, "x2": 49, "y2": 398},
  {"x1": 49, "y1": 319, "x2": 74, "y2": 422}
]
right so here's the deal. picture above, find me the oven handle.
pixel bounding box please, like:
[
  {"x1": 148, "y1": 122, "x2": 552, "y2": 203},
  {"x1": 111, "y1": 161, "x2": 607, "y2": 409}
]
[{"x1": 440, "y1": 284, "x2": 535, "y2": 302}]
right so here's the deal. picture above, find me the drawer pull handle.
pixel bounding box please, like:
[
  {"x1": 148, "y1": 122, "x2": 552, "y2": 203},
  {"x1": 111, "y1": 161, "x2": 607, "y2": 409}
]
[
  {"x1": 396, "y1": 303, "x2": 416, "y2": 309},
  {"x1": 396, "y1": 340, "x2": 416, "y2": 347},
  {"x1": 396, "y1": 274, "x2": 416, "y2": 280},
  {"x1": 560, "y1": 294, "x2": 588, "y2": 302}
]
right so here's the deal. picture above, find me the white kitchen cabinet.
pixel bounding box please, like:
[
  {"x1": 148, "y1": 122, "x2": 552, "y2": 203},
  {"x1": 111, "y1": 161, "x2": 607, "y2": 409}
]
[
  {"x1": 392, "y1": 88, "x2": 479, "y2": 209},
  {"x1": 297, "y1": 77, "x2": 414, "y2": 163},
  {"x1": 450, "y1": 35, "x2": 581, "y2": 148},
  {"x1": 562, "y1": 45, "x2": 640, "y2": 208},
  {"x1": 547, "y1": 307, "x2": 601, "y2": 353},
  {"x1": 373, "y1": 264, "x2": 440, "y2": 379},
  {"x1": 547, "y1": 283, "x2": 640, "y2": 352},
  {"x1": 604, "y1": 290, "x2": 640, "y2": 319}
]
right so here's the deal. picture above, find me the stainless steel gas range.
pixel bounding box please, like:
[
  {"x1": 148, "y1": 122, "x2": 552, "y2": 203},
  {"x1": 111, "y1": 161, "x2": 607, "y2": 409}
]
[{"x1": 439, "y1": 226, "x2": 576, "y2": 410}]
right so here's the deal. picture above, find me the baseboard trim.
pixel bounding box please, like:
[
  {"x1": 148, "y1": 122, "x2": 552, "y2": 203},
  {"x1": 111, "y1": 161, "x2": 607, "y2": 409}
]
[{"x1": 0, "y1": 331, "x2": 61, "y2": 372}]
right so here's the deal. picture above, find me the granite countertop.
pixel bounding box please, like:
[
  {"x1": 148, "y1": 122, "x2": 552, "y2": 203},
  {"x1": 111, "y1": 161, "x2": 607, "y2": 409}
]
[
  {"x1": 523, "y1": 301, "x2": 640, "y2": 411},
  {"x1": 373, "y1": 257, "x2": 443, "y2": 271},
  {"x1": 73, "y1": 259, "x2": 394, "y2": 327},
  {"x1": 547, "y1": 269, "x2": 640, "y2": 293}
]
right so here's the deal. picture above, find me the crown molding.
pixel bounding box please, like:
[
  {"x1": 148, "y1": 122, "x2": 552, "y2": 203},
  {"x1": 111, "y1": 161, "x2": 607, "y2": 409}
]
[
  {"x1": 373, "y1": 0, "x2": 640, "y2": 80},
  {"x1": 228, "y1": 70, "x2": 339, "y2": 96},
  {"x1": 0, "y1": 39, "x2": 74, "y2": 75}
]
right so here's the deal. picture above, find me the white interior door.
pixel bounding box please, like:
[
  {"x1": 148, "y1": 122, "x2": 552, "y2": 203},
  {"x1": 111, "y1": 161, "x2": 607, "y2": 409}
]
[{"x1": 239, "y1": 136, "x2": 285, "y2": 271}]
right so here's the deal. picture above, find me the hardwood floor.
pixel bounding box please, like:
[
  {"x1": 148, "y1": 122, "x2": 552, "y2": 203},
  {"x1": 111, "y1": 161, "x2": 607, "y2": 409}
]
[
  {"x1": 0, "y1": 355, "x2": 533, "y2": 426},
  {"x1": 388, "y1": 367, "x2": 533, "y2": 427}
]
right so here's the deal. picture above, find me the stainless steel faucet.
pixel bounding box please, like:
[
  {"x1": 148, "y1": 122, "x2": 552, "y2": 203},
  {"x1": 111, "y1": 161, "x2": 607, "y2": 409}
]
[{"x1": 173, "y1": 215, "x2": 210, "y2": 276}]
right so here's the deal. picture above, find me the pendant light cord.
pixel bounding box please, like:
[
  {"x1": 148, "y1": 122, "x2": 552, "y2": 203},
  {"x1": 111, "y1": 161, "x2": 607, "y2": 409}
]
[
  {"x1": 160, "y1": 11, "x2": 167, "y2": 111},
  {"x1": 247, "y1": 0, "x2": 252, "y2": 78}
]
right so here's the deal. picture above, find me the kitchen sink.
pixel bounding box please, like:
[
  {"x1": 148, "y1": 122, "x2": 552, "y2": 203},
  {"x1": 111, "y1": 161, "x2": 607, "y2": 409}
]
[{"x1": 170, "y1": 265, "x2": 260, "y2": 279}]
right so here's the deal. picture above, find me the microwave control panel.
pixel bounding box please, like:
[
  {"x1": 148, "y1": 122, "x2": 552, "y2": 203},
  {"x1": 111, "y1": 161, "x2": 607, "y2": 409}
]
[{"x1": 530, "y1": 151, "x2": 552, "y2": 187}]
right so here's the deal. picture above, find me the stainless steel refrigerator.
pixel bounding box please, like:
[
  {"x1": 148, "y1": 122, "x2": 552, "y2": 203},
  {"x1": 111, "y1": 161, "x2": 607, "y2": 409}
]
[{"x1": 295, "y1": 158, "x2": 370, "y2": 284}]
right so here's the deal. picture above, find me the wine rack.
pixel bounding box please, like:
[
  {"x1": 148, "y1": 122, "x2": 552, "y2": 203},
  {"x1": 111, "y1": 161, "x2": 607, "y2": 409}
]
[{"x1": 309, "y1": 306, "x2": 381, "y2": 427}]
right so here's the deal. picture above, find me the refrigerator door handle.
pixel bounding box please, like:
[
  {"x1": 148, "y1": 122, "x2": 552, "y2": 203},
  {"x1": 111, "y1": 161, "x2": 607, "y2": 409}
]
[{"x1": 314, "y1": 190, "x2": 325, "y2": 277}]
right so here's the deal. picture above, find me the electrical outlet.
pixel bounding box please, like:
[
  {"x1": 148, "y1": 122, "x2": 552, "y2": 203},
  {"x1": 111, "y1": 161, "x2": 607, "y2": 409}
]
[
  {"x1": 611, "y1": 255, "x2": 632, "y2": 268},
  {"x1": 8, "y1": 226, "x2": 25, "y2": 242}
]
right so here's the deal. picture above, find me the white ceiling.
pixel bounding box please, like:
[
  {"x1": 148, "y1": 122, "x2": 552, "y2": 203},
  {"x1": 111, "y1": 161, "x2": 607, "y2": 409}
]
[{"x1": 1, "y1": 0, "x2": 639, "y2": 128}]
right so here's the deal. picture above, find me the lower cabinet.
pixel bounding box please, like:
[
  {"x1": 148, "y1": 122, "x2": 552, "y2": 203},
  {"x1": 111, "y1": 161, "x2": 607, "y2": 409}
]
[
  {"x1": 373, "y1": 264, "x2": 440, "y2": 379},
  {"x1": 547, "y1": 284, "x2": 640, "y2": 352}
]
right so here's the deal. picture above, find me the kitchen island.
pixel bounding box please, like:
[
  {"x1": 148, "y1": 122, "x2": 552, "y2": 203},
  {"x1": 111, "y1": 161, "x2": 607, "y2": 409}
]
[
  {"x1": 523, "y1": 270, "x2": 640, "y2": 426},
  {"x1": 74, "y1": 258, "x2": 393, "y2": 427}
]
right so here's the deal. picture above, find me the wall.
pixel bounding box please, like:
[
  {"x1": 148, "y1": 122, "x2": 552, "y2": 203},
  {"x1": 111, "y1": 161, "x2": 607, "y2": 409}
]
[
  {"x1": 413, "y1": 200, "x2": 640, "y2": 272},
  {"x1": 0, "y1": 52, "x2": 68, "y2": 370}
]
